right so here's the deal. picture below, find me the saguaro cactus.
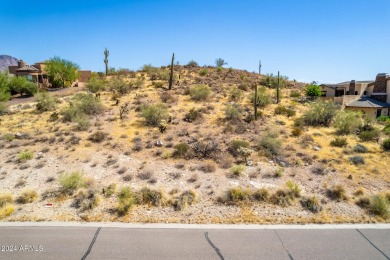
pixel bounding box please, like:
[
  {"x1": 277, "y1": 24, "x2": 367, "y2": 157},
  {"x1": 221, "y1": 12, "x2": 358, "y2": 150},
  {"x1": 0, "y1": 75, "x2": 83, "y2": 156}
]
[
  {"x1": 253, "y1": 82, "x2": 259, "y2": 120},
  {"x1": 104, "y1": 48, "x2": 109, "y2": 77},
  {"x1": 258, "y1": 60, "x2": 261, "y2": 75},
  {"x1": 276, "y1": 71, "x2": 280, "y2": 103},
  {"x1": 169, "y1": 53, "x2": 175, "y2": 90}
]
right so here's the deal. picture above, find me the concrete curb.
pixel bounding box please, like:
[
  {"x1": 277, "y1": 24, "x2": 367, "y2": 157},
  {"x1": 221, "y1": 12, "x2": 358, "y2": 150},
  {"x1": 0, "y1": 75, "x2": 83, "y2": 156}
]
[{"x1": 1, "y1": 222, "x2": 390, "y2": 229}]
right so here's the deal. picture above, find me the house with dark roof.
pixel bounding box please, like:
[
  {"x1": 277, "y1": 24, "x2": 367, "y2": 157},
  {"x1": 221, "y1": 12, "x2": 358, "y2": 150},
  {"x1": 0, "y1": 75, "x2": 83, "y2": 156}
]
[
  {"x1": 8, "y1": 60, "x2": 50, "y2": 88},
  {"x1": 321, "y1": 73, "x2": 390, "y2": 117}
]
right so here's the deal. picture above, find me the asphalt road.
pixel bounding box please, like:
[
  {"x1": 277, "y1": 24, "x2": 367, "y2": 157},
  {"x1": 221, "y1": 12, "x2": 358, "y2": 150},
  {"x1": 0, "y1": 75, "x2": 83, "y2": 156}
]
[{"x1": 0, "y1": 224, "x2": 389, "y2": 260}]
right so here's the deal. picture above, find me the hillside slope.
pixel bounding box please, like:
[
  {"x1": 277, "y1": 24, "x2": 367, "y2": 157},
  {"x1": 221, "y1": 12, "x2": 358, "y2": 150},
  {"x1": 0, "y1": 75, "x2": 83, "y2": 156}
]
[
  {"x1": 0, "y1": 65, "x2": 389, "y2": 223},
  {"x1": 0, "y1": 55, "x2": 18, "y2": 72}
]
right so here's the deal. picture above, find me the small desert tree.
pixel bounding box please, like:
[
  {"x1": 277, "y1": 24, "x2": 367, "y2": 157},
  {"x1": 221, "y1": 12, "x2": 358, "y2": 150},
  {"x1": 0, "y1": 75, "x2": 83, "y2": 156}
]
[
  {"x1": 8, "y1": 76, "x2": 38, "y2": 96},
  {"x1": 303, "y1": 101, "x2": 338, "y2": 127},
  {"x1": 215, "y1": 58, "x2": 227, "y2": 67},
  {"x1": 87, "y1": 77, "x2": 106, "y2": 93},
  {"x1": 0, "y1": 71, "x2": 11, "y2": 102},
  {"x1": 260, "y1": 73, "x2": 288, "y2": 89},
  {"x1": 45, "y1": 56, "x2": 80, "y2": 88},
  {"x1": 333, "y1": 110, "x2": 363, "y2": 135},
  {"x1": 35, "y1": 92, "x2": 57, "y2": 112},
  {"x1": 305, "y1": 83, "x2": 322, "y2": 99}
]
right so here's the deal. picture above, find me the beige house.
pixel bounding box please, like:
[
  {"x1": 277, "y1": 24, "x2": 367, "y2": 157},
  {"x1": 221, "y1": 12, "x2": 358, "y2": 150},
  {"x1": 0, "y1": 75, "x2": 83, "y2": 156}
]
[
  {"x1": 321, "y1": 73, "x2": 390, "y2": 117},
  {"x1": 8, "y1": 60, "x2": 50, "y2": 88}
]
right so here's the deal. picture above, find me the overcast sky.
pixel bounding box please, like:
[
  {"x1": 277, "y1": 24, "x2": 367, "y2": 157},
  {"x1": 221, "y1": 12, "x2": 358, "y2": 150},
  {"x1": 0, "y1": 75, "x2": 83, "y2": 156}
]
[{"x1": 1, "y1": 0, "x2": 389, "y2": 83}]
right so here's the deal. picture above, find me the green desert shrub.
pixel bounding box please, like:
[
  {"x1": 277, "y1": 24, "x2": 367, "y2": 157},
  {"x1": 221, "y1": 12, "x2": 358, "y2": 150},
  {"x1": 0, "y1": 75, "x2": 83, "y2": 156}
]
[
  {"x1": 302, "y1": 101, "x2": 338, "y2": 127},
  {"x1": 0, "y1": 193, "x2": 13, "y2": 207},
  {"x1": 109, "y1": 76, "x2": 130, "y2": 95},
  {"x1": 105, "y1": 183, "x2": 117, "y2": 197},
  {"x1": 199, "y1": 69, "x2": 208, "y2": 76},
  {"x1": 369, "y1": 194, "x2": 389, "y2": 218},
  {"x1": 249, "y1": 86, "x2": 272, "y2": 108},
  {"x1": 9, "y1": 76, "x2": 38, "y2": 96},
  {"x1": 330, "y1": 137, "x2": 348, "y2": 147},
  {"x1": 173, "y1": 189, "x2": 198, "y2": 211},
  {"x1": 353, "y1": 144, "x2": 368, "y2": 153},
  {"x1": 173, "y1": 143, "x2": 190, "y2": 158},
  {"x1": 136, "y1": 187, "x2": 168, "y2": 207},
  {"x1": 290, "y1": 90, "x2": 301, "y2": 97},
  {"x1": 229, "y1": 139, "x2": 250, "y2": 157},
  {"x1": 18, "y1": 150, "x2": 34, "y2": 162},
  {"x1": 73, "y1": 189, "x2": 101, "y2": 211},
  {"x1": 184, "y1": 108, "x2": 201, "y2": 122},
  {"x1": 359, "y1": 129, "x2": 380, "y2": 142},
  {"x1": 300, "y1": 196, "x2": 322, "y2": 213},
  {"x1": 0, "y1": 203, "x2": 14, "y2": 219},
  {"x1": 86, "y1": 77, "x2": 106, "y2": 93},
  {"x1": 0, "y1": 102, "x2": 8, "y2": 115},
  {"x1": 73, "y1": 93, "x2": 104, "y2": 115},
  {"x1": 17, "y1": 189, "x2": 38, "y2": 204},
  {"x1": 271, "y1": 189, "x2": 293, "y2": 207},
  {"x1": 291, "y1": 126, "x2": 303, "y2": 137},
  {"x1": 230, "y1": 164, "x2": 246, "y2": 177},
  {"x1": 257, "y1": 132, "x2": 282, "y2": 157},
  {"x1": 189, "y1": 84, "x2": 211, "y2": 101},
  {"x1": 304, "y1": 83, "x2": 321, "y2": 98},
  {"x1": 252, "y1": 188, "x2": 270, "y2": 202},
  {"x1": 73, "y1": 116, "x2": 91, "y2": 131},
  {"x1": 59, "y1": 172, "x2": 86, "y2": 193},
  {"x1": 35, "y1": 92, "x2": 57, "y2": 112},
  {"x1": 382, "y1": 138, "x2": 390, "y2": 151},
  {"x1": 117, "y1": 186, "x2": 135, "y2": 215},
  {"x1": 224, "y1": 103, "x2": 241, "y2": 121},
  {"x1": 333, "y1": 110, "x2": 362, "y2": 135},
  {"x1": 62, "y1": 93, "x2": 104, "y2": 122},
  {"x1": 349, "y1": 155, "x2": 365, "y2": 165},
  {"x1": 286, "y1": 180, "x2": 301, "y2": 198},
  {"x1": 225, "y1": 187, "x2": 251, "y2": 204},
  {"x1": 229, "y1": 87, "x2": 243, "y2": 101},
  {"x1": 356, "y1": 197, "x2": 370, "y2": 208},
  {"x1": 88, "y1": 131, "x2": 107, "y2": 143},
  {"x1": 186, "y1": 60, "x2": 198, "y2": 67},
  {"x1": 327, "y1": 185, "x2": 348, "y2": 201},
  {"x1": 274, "y1": 105, "x2": 296, "y2": 117},
  {"x1": 140, "y1": 103, "x2": 169, "y2": 126}
]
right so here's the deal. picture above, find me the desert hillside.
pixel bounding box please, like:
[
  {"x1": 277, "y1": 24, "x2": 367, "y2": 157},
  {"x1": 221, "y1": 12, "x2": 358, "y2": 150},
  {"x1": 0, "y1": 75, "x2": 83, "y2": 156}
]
[
  {"x1": 0, "y1": 65, "x2": 389, "y2": 223},
  {"x1": 0, "y1": 55, "x2": 18, "y2": 72}
]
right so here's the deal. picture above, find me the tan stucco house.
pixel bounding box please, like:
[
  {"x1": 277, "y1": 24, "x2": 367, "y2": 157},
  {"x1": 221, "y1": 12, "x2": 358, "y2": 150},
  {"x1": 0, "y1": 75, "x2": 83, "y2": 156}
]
[
  {"x1": 8, "y1": 60, "x2": 50, "y2": 88},
  {"x1": 321, "y1": 73, "x2": 390, "y2": 118}
]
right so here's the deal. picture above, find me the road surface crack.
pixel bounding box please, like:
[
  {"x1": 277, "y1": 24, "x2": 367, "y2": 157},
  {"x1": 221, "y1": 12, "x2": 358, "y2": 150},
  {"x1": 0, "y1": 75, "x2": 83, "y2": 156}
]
[
  {"x1": 81, "y1": 227, "x2": 102, "y2": 260},
  {"x1": 356, "y1": 229, "x2": 389, "y2": 259},
  {"x1": 274, "y1": 230, "x2": 294, "y2": 260},
  {"x1": 204, "y1": 231, "x2": 224, "y2": 260}
]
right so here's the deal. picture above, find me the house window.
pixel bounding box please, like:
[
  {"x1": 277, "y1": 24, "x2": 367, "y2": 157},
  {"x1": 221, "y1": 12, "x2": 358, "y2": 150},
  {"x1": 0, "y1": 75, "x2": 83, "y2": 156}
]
[
  {"x1": 355, "y1": 91, "x2": 358, "y2": 95},
  {"x1": 376, "y1": 109, "x2": 382, "y2": 118},
  {"x1": 335, "y1": 90, "x2": 344, "y2": 97},
  {"x1": 363, "y1": 91, "x2": 367, "y2": 95}
]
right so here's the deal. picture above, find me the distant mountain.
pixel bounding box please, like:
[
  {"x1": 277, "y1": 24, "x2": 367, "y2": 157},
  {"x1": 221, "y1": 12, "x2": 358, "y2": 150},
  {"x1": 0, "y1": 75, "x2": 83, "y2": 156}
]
[{"x1": 0, "y1": 55, "x2": 18, "y2": 72}]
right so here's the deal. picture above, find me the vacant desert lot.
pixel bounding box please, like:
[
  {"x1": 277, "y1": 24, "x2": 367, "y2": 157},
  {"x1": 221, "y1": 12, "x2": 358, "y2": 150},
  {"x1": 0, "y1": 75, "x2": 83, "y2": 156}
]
[{"x1": 0, "y1": 66, "x2": 389, "y2": 223}]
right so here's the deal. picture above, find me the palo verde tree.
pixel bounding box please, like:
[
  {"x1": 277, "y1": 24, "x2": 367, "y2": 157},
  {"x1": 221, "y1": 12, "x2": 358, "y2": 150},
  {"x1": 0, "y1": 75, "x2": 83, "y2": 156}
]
[
  {"x1": 305, "y1": 82, "x2": 322, "y2": 99},
  {"x1": 260, "y1": 73, "x2": 288, "y2": 89},
  {"x1": 45, "y1": 57, "x2": 80, "y2": 88},
  {"x1": 0, "y1": 71, "x2": 11, "y2": 101},
  {"x1": 169, "y1": 53, "x2": 174, "y2": 90},
  {"x1": 104, "y1": 48, "x2": 109, "y2": 77},
  {"x1": 215, "y1": 58, "x2": 227, "y2": 67},
  {"x1": 8, "y1": 76, "x2": 38, "y2": 97}
]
